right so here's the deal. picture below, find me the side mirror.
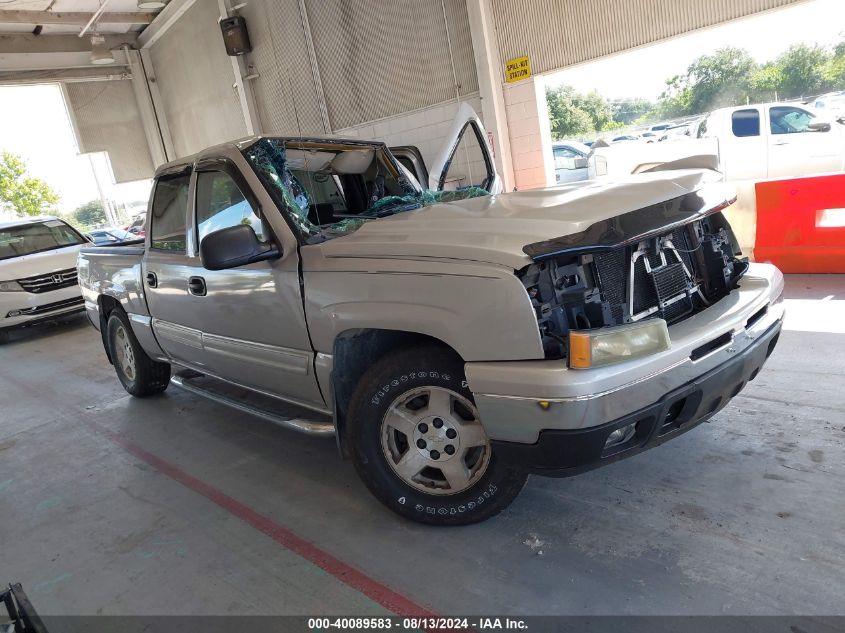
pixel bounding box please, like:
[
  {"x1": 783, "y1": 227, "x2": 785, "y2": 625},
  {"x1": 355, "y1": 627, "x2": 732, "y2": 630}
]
[
  {"x1": 808, "y1": 120, "x2": 831, "y2": 132},
  {"x1": 200, "y1": 224, "x2": 280, "y2": 271},
  {"x1": 573, "y1": 157, "x2": 588, "y2": 169}
]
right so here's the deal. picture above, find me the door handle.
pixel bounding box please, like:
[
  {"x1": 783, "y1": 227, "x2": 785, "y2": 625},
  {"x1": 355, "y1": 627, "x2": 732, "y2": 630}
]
[
  {"x1": 145, "y1": 272, "x2": 157, "y2": 288},
  {"x1": 773, "y1": 140, "x2": 789, "y2": 146},
  {"x1": 187, "y1": 276, "x2": 207, "y2": 296}
]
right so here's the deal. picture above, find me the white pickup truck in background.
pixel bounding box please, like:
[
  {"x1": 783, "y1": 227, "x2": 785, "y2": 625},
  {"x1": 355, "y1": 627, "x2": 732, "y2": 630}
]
[{"x1": 588, "y1": 101, "x2": 845, "y2": 254}]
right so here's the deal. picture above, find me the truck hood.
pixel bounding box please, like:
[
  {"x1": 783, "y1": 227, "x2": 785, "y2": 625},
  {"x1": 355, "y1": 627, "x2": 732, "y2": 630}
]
[
  {"x1": 0, "y1": 244, "x2": 83, "y2": 279},
  {"x1": 318, "y1": 169, "x2": 732, "y2": 269}
]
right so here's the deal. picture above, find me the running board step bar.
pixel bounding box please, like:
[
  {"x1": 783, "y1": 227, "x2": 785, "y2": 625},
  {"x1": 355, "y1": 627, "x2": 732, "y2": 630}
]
[{"x1": 170, "y1": 372, "x2": 335, "y2": 437}]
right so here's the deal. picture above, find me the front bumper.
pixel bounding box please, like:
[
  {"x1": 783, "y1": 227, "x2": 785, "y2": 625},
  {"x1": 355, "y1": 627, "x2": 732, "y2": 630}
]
[
  {"x1": 0, "y1": 285, "x2": 85, "y2": 331},
  {"x1": 467, "y1": 263, "x2": 784, "y2": 444},
  {"x1": 491, "y1": 317, "x2": 782, "y2": 476}
]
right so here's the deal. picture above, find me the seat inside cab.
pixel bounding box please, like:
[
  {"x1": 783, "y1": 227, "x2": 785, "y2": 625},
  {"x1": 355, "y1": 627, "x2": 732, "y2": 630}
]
[{"x1": 284, "y1": 144, "x2": 415, "y2": 226}]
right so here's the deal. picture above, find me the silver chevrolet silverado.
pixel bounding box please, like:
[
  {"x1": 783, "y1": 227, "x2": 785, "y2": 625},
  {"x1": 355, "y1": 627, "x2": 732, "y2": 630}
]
[{"x1": 78, "y1": 110, "x2": 784, "y2": 525}]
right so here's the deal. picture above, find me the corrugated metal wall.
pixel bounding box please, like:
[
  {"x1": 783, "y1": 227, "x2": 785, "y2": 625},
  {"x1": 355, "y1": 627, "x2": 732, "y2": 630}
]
[
  {"x1": 238, "y1": 0, "x2": 326, "y2": 136},
  {"x1": 241, "y1": 0, "x2": 476, "y2": 133},
  {"x1": 65, "y1": 80, "x2": 154, "y2": 183},
  {"x1": 147, "y1": 0, "x2": 246, "y2": 159},
  {"x1": 491, "y1": 0, "x2": 806, "y2": 76},
  {"x1": 306, "y1": 0, "x2": 478, "y2": 130}
]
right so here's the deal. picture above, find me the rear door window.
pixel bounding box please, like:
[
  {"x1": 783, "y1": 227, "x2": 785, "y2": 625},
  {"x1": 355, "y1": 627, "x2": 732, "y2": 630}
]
[
  {"x1": 731, "y1": 109, "x2": 760, "y2": 137},
  {"x1": 150, "y1": 173, "x2": 190, "y2": 251}
]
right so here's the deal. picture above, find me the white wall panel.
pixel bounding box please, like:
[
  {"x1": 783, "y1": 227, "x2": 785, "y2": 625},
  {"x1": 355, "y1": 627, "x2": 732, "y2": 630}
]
[
  {"x1": 491, "y1": 0, "x2": 807, "y2": 76},
  {"x1": 335, "y1": 94, "x2": 487, "y2": 188},
  {"x1": 65, "y1": 79, "x2": 154, "y2": 183},
  {"x1": 147, "y1": 0, "x2": 246, "y2": 159}
]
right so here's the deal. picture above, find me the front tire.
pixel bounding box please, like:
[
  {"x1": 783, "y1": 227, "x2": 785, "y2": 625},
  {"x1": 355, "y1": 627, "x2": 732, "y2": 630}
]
[
  {"x1": 347, "y1": 345, "x2": 527, "y2": 525},
  {"x1": 106, "y1": 311, "x2": 171, "y2": 397}
]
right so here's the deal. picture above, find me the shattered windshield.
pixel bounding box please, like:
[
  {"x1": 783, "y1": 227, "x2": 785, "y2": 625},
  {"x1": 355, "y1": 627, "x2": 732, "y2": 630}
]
[{"x1": 242, "y1": 138, "x2": 490, "y2": 243}]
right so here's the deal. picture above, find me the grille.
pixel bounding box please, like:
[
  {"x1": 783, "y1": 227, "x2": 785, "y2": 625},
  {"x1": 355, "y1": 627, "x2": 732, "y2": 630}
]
[
  {"x1": 17, "y1": 268, "x2": 78, "y2": 294},
  {"x1": 6, "y1": 296, "x2": 84, "y2": 318}
]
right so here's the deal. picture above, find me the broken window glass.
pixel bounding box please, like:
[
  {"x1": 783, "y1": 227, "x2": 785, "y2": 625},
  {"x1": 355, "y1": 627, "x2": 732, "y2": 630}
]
[{"x1": 243, "y1": 138, "x2": 490, "y2": 243}]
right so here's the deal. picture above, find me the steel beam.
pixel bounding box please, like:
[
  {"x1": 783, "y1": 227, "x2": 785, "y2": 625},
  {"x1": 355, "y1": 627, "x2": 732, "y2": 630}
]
[{"x1": 0, "y1": 10, "x2": 153, "y2": 25}]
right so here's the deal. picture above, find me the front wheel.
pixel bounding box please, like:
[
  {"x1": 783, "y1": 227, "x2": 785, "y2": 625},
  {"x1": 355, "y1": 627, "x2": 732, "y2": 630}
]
[
  {"x1": 106, "y1": 311, "x2": 171, "y2": 397},
  {"x1": 347, "y1": 346, "x2": 527, "y2": 525}
]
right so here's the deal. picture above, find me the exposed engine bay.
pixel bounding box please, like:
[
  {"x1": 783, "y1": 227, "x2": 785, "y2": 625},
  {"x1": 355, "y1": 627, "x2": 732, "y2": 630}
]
[{"x1": 519, "y1": 211, "x2": 749, "y2": 360}]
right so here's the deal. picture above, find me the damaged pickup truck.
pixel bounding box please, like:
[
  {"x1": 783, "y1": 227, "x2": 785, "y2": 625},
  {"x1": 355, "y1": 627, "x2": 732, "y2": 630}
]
[{"x1": 78, "y1": 105, "x2": 784, "y2": 525}]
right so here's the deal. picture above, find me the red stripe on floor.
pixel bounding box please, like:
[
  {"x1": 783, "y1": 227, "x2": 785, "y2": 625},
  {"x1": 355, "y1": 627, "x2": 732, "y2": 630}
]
[{"x1": 85, "y1": 420, "x2": 440, "y2": 623}]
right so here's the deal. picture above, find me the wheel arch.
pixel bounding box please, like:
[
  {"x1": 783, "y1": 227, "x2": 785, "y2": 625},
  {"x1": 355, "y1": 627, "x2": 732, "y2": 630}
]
[
  {"x1": 97, "y1": 295, "x2": 122, "y2": 364},
  {"x1": 330, "y1": 328, "x2": 462, "y2": 457}
]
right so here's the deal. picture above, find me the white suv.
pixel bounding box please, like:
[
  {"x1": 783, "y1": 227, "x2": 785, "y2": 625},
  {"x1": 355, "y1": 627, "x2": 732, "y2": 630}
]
[{"x1": 0, "y1": 216, "x2": 88, "y2": 343}]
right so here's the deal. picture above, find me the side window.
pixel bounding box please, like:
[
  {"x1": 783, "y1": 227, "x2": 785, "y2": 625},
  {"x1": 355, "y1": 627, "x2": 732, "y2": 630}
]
[
  {"x1": 150, "y1": 173, "x2": 190, "y2": 251},
  {"x1": 731, "y1": 109, "x2": 760, "y2": 138},
  {"x1": 442, "y1": 123, "x2": 492, "y2": 191},
  {"x1": 770, "y1": 106, "x2": 814, "y2": 134},
  {"x1": 553, "y1": 147, "x2": 578, "y2": 170},
  {"x1": 195, "y1": 171, "x2": 266, "y2": 244}
]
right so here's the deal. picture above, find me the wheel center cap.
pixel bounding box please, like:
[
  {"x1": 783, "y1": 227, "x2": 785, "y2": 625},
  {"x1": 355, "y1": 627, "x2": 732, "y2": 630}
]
[{"x1": 412, "y1": 415, "x2": 460, "y2": 461}]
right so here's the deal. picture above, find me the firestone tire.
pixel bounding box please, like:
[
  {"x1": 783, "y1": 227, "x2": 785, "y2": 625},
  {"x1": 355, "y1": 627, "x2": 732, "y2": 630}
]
[
  {"x1": 106, "y1": 311, "x2": 171, "y2": 397},
  {"x1": 347, "y1": 345, "x2": 528, "y2": 526}
]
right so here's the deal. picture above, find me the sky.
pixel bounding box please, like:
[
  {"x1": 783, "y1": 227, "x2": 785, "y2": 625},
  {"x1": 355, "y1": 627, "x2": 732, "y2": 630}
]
[
  {"x1": 546, "y1": 0, "x2": 845, "y2": 100},
  {"x1": 0, "y1": 83, "x2": 151, "y2": 220}
]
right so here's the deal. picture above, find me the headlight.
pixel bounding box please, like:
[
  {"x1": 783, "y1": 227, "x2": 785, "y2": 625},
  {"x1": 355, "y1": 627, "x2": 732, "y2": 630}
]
[
  {"x1": 0, "y1": 280, "x2": 23, "y2": 292},
  {"x1": 568, "y1": 319, "x2": 671, "y2": 369}
]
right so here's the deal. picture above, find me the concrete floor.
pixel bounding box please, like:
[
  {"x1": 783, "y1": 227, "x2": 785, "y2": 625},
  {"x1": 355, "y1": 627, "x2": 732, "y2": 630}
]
[{"x1": 1, "y1": 274, "x2": 843, "y2": 617}]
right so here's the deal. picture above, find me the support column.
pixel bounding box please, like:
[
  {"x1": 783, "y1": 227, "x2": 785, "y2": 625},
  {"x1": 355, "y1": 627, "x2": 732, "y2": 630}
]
[
  {"x1": 125, "y1": 48, "x2": 168, "y2": 168},
  {"x1": 465, "y1": 0, "x2": 514, "y2": 191},
  {"x1": 502, "y1": 75, "x2": 555, "y2": 190}
]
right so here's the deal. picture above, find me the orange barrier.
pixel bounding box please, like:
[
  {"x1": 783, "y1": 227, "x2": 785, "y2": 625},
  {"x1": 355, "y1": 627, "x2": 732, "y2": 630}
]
[{"x1": 754, "y1": 174, "x2": 845, "y2": 273}]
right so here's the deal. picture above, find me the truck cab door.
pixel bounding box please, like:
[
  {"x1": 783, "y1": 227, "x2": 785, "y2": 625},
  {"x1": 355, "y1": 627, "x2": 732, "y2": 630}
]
[
  {"x1": 720, "y1": 107, "x2": 767, "y2": 180},
  {"x1": 428, "y1": 102, "x2": 501, "y2": 193},
  {"x1": 766, "y1": 104, "x2": 843, "y2": 179},
  {"x1": 179, "y1": 158, "x2": 325, "y2": 410}
]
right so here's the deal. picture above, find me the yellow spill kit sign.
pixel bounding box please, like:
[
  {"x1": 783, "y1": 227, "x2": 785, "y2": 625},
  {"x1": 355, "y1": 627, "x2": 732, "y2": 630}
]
[{"x1": 505, "y1": 55, "x2": 531, "y2": 83}]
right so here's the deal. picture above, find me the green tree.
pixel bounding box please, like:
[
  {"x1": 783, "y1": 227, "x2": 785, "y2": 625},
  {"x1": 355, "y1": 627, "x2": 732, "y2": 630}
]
[
  {"x1": 72, "y1": 200, "x2": 107, "y2": 228},
  {"x1": 546, "y1": 85, "x2": 594, "y2": 138},
  {"x1": 749, "y1": 63, "x2": 785, "y2": 102},
  {"x1": 822, "y1": 41, "x2": 845, "y2": 91},
  {"x1": 771, "y1": 43, "x2": 830, "y2": 99},
  {"x1": 0, "y1": 151, "x2": 60, "y2": 217},
  {"x1": 611, "y1": 98, "x2": 656, "y2": 126},
  {"x1": 571, "y1": 89, "x2": 616, "y2": 131},
  {"x1": 683, "y1": 47, "x2": 758, "y2": 113}
]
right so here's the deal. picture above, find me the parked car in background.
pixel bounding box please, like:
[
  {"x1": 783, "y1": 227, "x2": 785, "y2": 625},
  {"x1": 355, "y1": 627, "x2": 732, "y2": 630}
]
[
  {"x1": 551, "y1": 140, "x2": 590, "y2": 184},
  {"x1": 0, "y1": 216, "x2": 87, "y2": 343},
  {"x1": 125, "y1": 215, "x2": 146, "y2": 236},
  {"x1": 811, "y1": 92, "x2": 845, "y2": 121},
  {"x1": 611, "y1": 134, "x2": 640, "y2": 143},
  {"x1": 86, "y1": 227, "x2": 140, "y2": 246}
]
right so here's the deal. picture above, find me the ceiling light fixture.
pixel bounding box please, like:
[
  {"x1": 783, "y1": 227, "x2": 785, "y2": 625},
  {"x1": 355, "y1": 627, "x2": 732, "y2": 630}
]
[
  {"x1": 137, "y1": 0, "x2": 168, "y2": 9},
  {"x1": 90, "y1": 35, "x2": 115, "y2": 65}
]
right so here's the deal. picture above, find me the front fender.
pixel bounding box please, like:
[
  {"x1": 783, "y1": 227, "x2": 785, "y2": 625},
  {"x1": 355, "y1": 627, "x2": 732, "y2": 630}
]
[{"x1": 304, "y1": 260, "x2": 543, "y2": 362}]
